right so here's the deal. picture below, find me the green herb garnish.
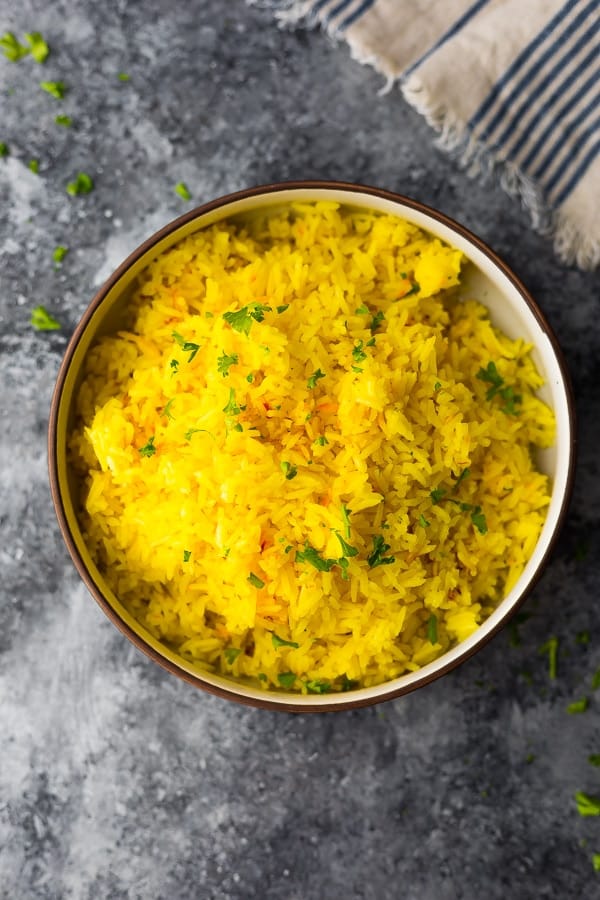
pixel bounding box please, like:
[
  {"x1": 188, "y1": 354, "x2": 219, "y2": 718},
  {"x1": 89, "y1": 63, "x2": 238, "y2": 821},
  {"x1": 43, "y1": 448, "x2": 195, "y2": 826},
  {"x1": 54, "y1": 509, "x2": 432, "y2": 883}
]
[
  {"x1": 0, "y1": 142, "x2": 8, "y2": 157},
  {"x1": 280, "y1": 461, "x2": 297, "y2": 480},
  {"x1": 305, "y1": 679, "x2": 330, "y2": 694},
  {"x1": 170, "y1": 359, "x2": 179, "y2": 374},
  {"x1": 117, "y1": 72, "x2": 130, "y2": 81},
  {"x1": 40, "y1": 80, "x2": 66, "y2": 99},
  {"x1": 222, "y1": 387, "x2": 241, "y2": 416},
  {"x1": 28, "y1": 159, "x2": 39, "y2": 174},
  {"x1": 247, "y1": 572, "x2": 265, "y2": 589},
  {"x1": 405, "y1": 281, "x2": 420, "y2": 296},
  {"x1": 276, "y1": 304, "x2": 289, "y2": 314},
  {"x1": 334, "y1": 532, "x2": 358, "y2": 558},
  {"x1": 575, "y1": 792, "x2": 600, "y2": 817},
  {"x1": 217, "y1": 351, "x2": 238, "y2": 377},
  {"x1": 593, "y1": 854, "x2": 600, "y2": 872},
  {"x1": 367, "y1": 535, "x2": 395, "y2": 568},
  {"x1": 453, "y1": 468, "x2": 470, "y2": 492},
  {"x1": 539, "y1": 636, "x2": 559, "y2": 680},
  {"x1": 314, "y1": 436, "x2": 328, "y2": 446},
  {"x1": 427, "y1": 614, "x2": 438, "y2": 644},
  {"x1": 25, "y1": 32, "x2": 49, "y2": 63},
  {"x1": 272, "y1": 632, "x2": 299, "y2": 650},
  {"x1": 341, "y1": 675, "x2": 360, "y2": 691},
  {"x1": 355, "y1": 305, "x2": 368, "y2": 314},
  {"x1": 434, "y1": 381, "x2": 442, "y2": 392},
  {"x1": 222, "y1": 303, "x2": 272, "y2": 336},
  {"x1": 0, "y1": 32, "x2": 29, "y2": 61},
  {"x1": 589, "y1": 755, "x2": 600, "y2": 767},
  {"x1": 352, "y1": 341, "x2": 367, "y2": 365},
  {"x1": 370, "y1": 309, "x2": 384, "y2": 331},
  {"x1": 567, "y1": 697, "x2": 589, "y2": 714},
  {"x1": 174, "y1": 181, "x2": 191, "y2": 200},
  {"x1": 66, "y1": 172, "x2": 93, "y2": 195},
  {"x1": 172, "y1": 331, "x2": 200, "y2": 362},
  {"x1": 183, "y1": 549, "x2": 191, "y2": 562},
  {"x1": 430, "y1": 487, "x2": 446, "y2": 504},
  {"x1": 592, "y1": 669, "x2": 600, "y2": 691},
  {"x1": 277, "y1": 672, "x2": 296, "y2": 689},
  {"x1": 340, "y1": 506, "x2": 352, "y2": 539},
  {"x1": 160, "y1": 398, "x2": 175, "y2": 420},
  {"x1": 52, "y1": 245, "x2": 68, "y2": 264},
  {"x1": 296, "y1": 543, "x2": 337, "y2": 572},
  {"x1": 418, "y1": 514, "x2": 430, "y2": 528},
  {"x1": 246, "y1": 372, "x2": 254, "y2": 383},
  {"x1": 138, "y1": 436, "x2": 156, "y2": 457},
  {"x1": 477, "y1": 361, "x2": 522, "y2": 415},
  {"x1": 307, "y1": 368, "x2": 325, "y2": 389},
  {"x1": 31, "y1": 305, "x2": 60, "y2": 330},
  {"x1": 224, "y1": 647, "x2": 241, "y2": 665},
  {"x1": 470, "y1": 506, "x2": 488, "y2": 535},
  {"x1": 55, "y1": 114, "x2": 72, "y2": 127}
]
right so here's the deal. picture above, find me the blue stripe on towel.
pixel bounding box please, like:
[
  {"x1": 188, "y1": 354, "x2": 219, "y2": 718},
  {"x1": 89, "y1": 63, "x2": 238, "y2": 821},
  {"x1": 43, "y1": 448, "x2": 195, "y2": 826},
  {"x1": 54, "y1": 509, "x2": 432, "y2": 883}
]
[
  {"x1": 403, "y1": 0, "x2": 492, "y2": 78},
  {"x1": 491, "y1": 23, "x2": 600, "y2": 154},
  {"x1": 554, "y1": 136, "x2": 600, "y2": 205},
  {"x1": 338, "y1": 0, "x2": 376, "y2": 31},
  {"x1": 526, "y1": 76, "x2": 599, "y2": 177},
  {"x1": 547, "y1": 116, "x2": 600, "y2": 196},
  {"x1": 324, "y1": 0, "x2": 356, "y2": 23},
  {"x1": 468, "y1": 0, "x2": 588, "y2": 131}
]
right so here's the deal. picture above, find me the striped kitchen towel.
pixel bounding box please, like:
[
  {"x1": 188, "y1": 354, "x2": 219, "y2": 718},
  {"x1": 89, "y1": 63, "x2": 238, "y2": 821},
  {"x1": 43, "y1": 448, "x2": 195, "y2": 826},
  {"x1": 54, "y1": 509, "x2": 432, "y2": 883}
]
[{"x1": 261, "y1": 0, "x2": 600, "y2": 270}]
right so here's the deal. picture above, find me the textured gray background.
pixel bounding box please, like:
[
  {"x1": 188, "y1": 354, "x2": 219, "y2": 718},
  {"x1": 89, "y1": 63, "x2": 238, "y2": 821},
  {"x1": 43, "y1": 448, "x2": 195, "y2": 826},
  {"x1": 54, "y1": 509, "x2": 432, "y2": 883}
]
[{"x1": 1, "y1": 2, "x2": 599, "y2": 898}]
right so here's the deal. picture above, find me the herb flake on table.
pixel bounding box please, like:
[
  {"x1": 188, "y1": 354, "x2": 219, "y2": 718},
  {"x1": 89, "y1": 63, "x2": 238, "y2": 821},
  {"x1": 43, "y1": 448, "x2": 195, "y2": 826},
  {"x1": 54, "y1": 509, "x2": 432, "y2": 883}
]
[
  {"x1": 55, "y1": 114, "x2": 72, "y2": 127},
  {"x1": 28, "y1": 159, "x2": 39, "y2": 174},
  {"x1": 31, "y1": 305, "x2": 60, "y2": 330},
  {"x1": 575, "y1": 792, "x2": 600, "y2": 817},
  {"x1": 66, "y1": 172, "x2": 93, "y2": 195},
  {"x1": 174, "y1": 181, "x2": 191, "y2": 200},
  {"x1": 0, "y1": 142, "x2": 8, "y2": 157},
  {"x1": 25, "y1": 32, "x2": 50, "y2": 63},
  {"x1": 0, "y1": 32, "x2": 30, "y2": 61},
  {"x1": 40, "y1": 80, "x2": 66, "y2": 99},
  {"x1": 539, "y1": 636, "x2": 559, "y2": 679},
  {"x1": 52, "y1": 245, "x2": 68, "y2": 264},
  {"x1": 588, "y1": 755, "x2": 600, "y2": 767},
  {"x1": 567, "y1": 697, "x2": 589, "y2": 714},
  {"x1": 117, "y1": 72, "x2": 130, "y2": 81}
]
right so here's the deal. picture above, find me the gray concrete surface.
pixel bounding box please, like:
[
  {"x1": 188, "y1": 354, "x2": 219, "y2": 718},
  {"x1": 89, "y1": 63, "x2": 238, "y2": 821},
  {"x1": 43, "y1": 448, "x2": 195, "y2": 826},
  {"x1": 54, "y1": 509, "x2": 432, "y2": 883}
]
[{"x1": 1, "y1": 2, "x2": 599, "y2": 898}]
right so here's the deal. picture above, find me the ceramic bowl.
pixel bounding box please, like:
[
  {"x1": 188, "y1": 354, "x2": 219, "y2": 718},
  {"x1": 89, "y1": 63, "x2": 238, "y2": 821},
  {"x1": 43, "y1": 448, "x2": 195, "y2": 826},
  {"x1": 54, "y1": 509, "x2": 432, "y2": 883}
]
[{"x1": 48, "y1": 181, "x2": 576, "y2": 711}]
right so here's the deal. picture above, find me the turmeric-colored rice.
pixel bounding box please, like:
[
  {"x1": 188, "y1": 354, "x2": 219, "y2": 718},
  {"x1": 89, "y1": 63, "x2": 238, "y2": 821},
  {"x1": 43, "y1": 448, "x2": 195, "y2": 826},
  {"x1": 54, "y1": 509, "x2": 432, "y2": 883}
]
[{"x1": 70, "y1": 202, "x2": 555, "y2": 693}]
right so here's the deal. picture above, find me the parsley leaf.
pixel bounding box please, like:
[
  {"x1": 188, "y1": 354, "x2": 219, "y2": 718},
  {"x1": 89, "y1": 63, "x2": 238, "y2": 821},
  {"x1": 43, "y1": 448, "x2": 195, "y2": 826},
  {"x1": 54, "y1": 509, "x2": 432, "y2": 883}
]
[
  {"x1": 172, "y1": 331, "x2": 200, "y2": 362},
  {"x1": 66, "y1": 172, "x2": 93, "y2": 195},
  {"x1": 277, "y1": 672, "x2": 296, "y2": 689},
  {"x1": 28, "y1": 159, "x2": 39, "y2": 174},
  {"x1": 334, "y1": 532, "x2": 358, "y2": 558},
  {"x1": 280, "y1": 461, "x2": 298, "y2": 480},
  {"x1": 430, "y1": 487, "x2": 446, "y2": 504},
  {"x1": 352, "y1": 341, "x2": 367, "y2": 365},
  {"x1": 117, "y1": 72, "x2": 130, "y2": 81},
  {"x1": 588, "y1": 755, "x2": 600, "y2": 767},
  {"x1": 52, "y1": 245, "x2": 68, "y2": 264},
  {"x1": 174, "y1": 181, "x2": 191, "y2": 200},
  {"x1": 138, "y1": 436, "x2": 156, "y2": 457},
  {"x1": 296, "y1": 543, "x2": 337, "y2": 572},
  {"x1": 272, "y1": 632, "x2": 299, "y2": 650},
  {"x1": 217, "y1": 351, "x2": 239, "y2": 377},
  {"x1": 539, "y1": 636, "x2": 559, "y2": 680},
  {"x1": 160, "y1": 398, "x2": 175, "y2": 420},
  {"x1": 341, "y1": 675, "x2": 360, "y2": 691},
  {"x1": 276, "y1": 304, "x2": 289, "y2": 314},
  {"x1": 370, "y1": 310, "x2": 384, "y2": 331},
  {"x1": 224, "y1": 647, "x2": 241, "y2": 665},
  {"x1": 0, "y1": 142, "x2": 8, "y2": 157},
  {"x1": 575, "y1": 792, "x2": 600, "y2": 817},
  {"x1": 25, "y1": 32, "x2": 49, "y2": 63},
  {"x1": 567, "y1": 697, "x2": 589, "y2": 714},
  {"x1": 0, "y1": 32, "x2": 29, "y2": 61},
  {"x1": 452, "y1": 468, "x2": 470, "y2": 492},
  {"x1": 40, "y1": 80, "x2": 66, "y2": 99},
  {"x1": 340, "y1": 505, "x2": 352, "y2": 539},
  {"x1": 223, "y1": 303, "x2": 272, "y2": 336},
  {"x1": 307, "y1": 368, "x2": 325, "y2": 389},
  {"x1": 305, "y1": 679, "x2": 330, "y2": 694},
  {"x1": 222, "y1": 387, "x2": 241, "y2": 416},
  {"x1": 54, "y1": 114, "x2": 72, "y2": 127},
  {"x1": 31, "y1": 305, "x2": 60, "y2": 330},
  {"x1": 477, "y1": 361, "x2": 521, "y2": 415},
  {"x1": 592, "y1": 669, "x2": 600, "y2": 691},
  {"x1": 427, "y1": 614, "x2": 438, "y2": 644},
  {"x1": 314, "y1": 435, "x2": 328, "y2": 446},
  {"x1": 183, "y1": 549, "x2": 191, "y2": 562},
  {"x1": 367, "y1": 535, "x2": 395, "y2": 568},
  {"x1": 470, "y1": 506, "x2": 488, "y2": 535},
  {"x1": 247, "y1": 572, "x2": 265, "y2": 589},
  {"x1": 418, "y1": 514, "x2": 430, "y2": 528}
]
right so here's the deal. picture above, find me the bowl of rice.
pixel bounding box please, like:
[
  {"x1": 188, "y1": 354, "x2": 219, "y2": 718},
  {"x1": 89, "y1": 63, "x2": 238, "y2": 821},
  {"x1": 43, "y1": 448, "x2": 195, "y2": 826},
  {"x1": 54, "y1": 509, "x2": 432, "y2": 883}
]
[{"x1": 49, "y1": 181, "x2": 575, "y2": 711}]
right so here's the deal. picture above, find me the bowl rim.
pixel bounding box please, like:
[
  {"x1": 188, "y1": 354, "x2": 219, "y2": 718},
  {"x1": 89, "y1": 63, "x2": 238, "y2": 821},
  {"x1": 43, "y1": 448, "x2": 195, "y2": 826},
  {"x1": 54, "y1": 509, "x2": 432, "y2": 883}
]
[{"x1": 48, "y1": 179, "x2": 577, "y2": 712}]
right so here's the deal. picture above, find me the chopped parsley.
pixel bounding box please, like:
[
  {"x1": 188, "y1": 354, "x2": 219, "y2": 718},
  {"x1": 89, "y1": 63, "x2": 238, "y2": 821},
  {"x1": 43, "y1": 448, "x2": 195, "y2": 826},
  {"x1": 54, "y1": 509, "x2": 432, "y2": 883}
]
[
  {"x1": 52, "y1": 245, "x2": 68, "y2": 264},
  {"x1": 0, "y1": 142, "x2": 8, "y2": 157},
  {"x1": 28, "y1": 159, "x2": 39, "y2": 174},
  {"x1": 405, "y1": 281, "x2": 420, "y2": 296},
  {"x1": 334, "y1": 532, "x2": 358, "y2": 558},
  {"x1": 0, "y1": 32, "x2": 30, "y2": 61},
  {"x1": 174, "y1": 181, "x2": 191, "y2": 200},
  {"x1": 172, "y1": 331, "x2": 200, "y2": 362},
  {"x1": 352, "y1": 341, "x2": 367, "y2": 365},
  {"x1": 470, "y1": 506, "x2": 488, "y2": 535},
  {"x1": 160, "y1": 398, "x2": 175, "y2": 420},
  {"x1": 272, "y1": 632, "x2": 299, "y2": 650},
  {"x1": 305, "y1": 679, "x2": 330, "y2": 694},
  {"x1": 370, "y1": 309, "x2": 385, "y2": 331},
  {"x1": 26, "y1": 32, "x2": 50, "y2": 63},
  {"x1": 55, "y1": 114, "x2": 72, "y2": 127},
  {"x1": 224, "y1": 647, "x2": 241, "y2": 665},
  {"x1": 307, "y1": 368, "x2": 325, "y2": 389},
  {"x1": 418, "y1": 514, "x2": 430, "y2": 528},
  {"x1": 277, "y1": 672, "x2": 296, "y2": 689},
  {"x1": 593, "y1": 854, "x2": 600, "y2": 872},
  {"x1": 183, "y1": 549, "x2": 191, "y2": 562},
  {"x1": 575, "y1": 792, "x2": 600, "y2": 817},
  {"x1": 427, "y1": 614, "x2": 438, "y2": 644},
  {"x1": 40, "y1": 80, "x2": 66, "y2": 99},
  {"x1": 340, "y1": 505, "x2": 352, "y2": 539},
  {"x1": 539, "y1": 636, "x2": 559, "y2": 680},
  {"x1": 217, "y1": 351, "x2": 238, "y2": 377},
  {"x1": 117, "y1": 72, "x2": 130, "y2": 81},
  {"x1": 276, "y1": 304, "x2": 289, "y2": 314},
  {"x1": 280, "y1": 461, "x2": 297, "y2": 480},
  {"x1": 589, "y1": 755, "x2": 600, "y2": 767},
  {"x1": 430, "y1": 487, "x2": 446, "y2": 504},
  {"x1": 138, "y1": 436, "x2": 156, "y2": 457},
  {"x1": 222, "y1": 302, "x2": 272, "y2": 336},
  {"x1": 567, "y1": 697, "x2": 589, "y2": 714},
  {"x1": 66, "y1": 172, "x2": 93, "y2": 195},
  {"x1": 434, "y1": 381, "x2": 442, "y2": 392},
  {"x1": 314, "y1": 435, "x2": 328, "y2": 446},
  {"x1": 246, "y1": 372, "x2": 254, "y2": 383},
  {"x1": 367, "y1": 535, "x2": 395, "y2": 568},
  {"x1": 576, "y1": 630, "x2": 590, "y2": 645},
  {"x1": 247, "y1": 572, "x2": 265, "y2": 589},
  {"x1": 222, "y1": 387, "x2": 241, "y2": 416},
  {"x1": 341, "y1": 675, "x2": 359, "y2": 691},
  {"x1": 296, "y1": 543, "x2": 337, "y2": 572},
  {"x1": 592, "y1": 669, "x2": 600, "y2": 691},
  {"x1": 477, "y1": 361, "x2": 522, "y2": 415},
  {"x1": 170, "y1": 359, "x2": 179, "y2": 374},
  {"x1": 31, "y1": 305, "x2": 60, "y2": 330},
  {"x1": 452, "y1": 468, "x2": 470, "y2": 492}
]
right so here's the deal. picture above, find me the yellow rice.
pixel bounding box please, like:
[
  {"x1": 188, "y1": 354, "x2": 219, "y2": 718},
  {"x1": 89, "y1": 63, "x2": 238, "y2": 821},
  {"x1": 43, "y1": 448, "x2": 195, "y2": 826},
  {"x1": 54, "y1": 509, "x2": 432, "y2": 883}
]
[{"x1": 70, "y1": 202, "x2": 555, "y2": 693}]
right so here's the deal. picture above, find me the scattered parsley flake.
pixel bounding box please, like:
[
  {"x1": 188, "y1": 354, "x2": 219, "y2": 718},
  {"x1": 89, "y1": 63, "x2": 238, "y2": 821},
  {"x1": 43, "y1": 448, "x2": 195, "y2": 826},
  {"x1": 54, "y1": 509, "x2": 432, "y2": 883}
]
[
  {"x1": 276, "y1": 304, "x2": 289, "y2": 314},
  {"x1": 427, "y1": 614, "x2": 438, "y2": 644},
  {"x1": 296, "y1": 543, "x2": 337, "y2": 572},
  {"x1": 334, "y1": 532, "x2": 358, "y2": 558},
  {"x1": 367, "y1": 535, "x2": 395, "y2": 568},
  {"x1": 174, "y1": 181, "x2": 191, "y2": 200},
  {"x1": 31, "y1": 305, "x2": 60, "y2": 330},
  {"x1": 277, "y1": 672, "x2": 296, "y2": 689},
  {"x1": 314, "y1": 435, "x2": 328, "y2": 446},
  {"x1": 0, "y1": 142, "x2": 8, "y2": 157},
  {"x1": 258, "y1": 673, "x2": 267, "y2": 681},
  {"x1": 340, "y1": 505, "x2": 352, "y2": 539},
  {"x1": 184, "y1": 427, "x2": 212, "y2": 441},
  {"x1": 172, "y1": 331, "x2": 200, "y2": 362},
  {"x1": 246, "y1": 372, "x2": 254, "y2": 383},
  {"x1": 341, "y1": 675, "x2": 359, "y2": 692},
  {"x1": 160, "y1": 398, "x2": 175, "y2": 420},
  {"x1": 418, "y1": 514, "x2": 430, "y2": 528},
  {"x1": 28, "y1": 159, "x2": 39, "y2": 174},
  {"x1": 224, "y1": 647, "x2": 241, "y2": 665},
  {"x1": 592, "y1": 669, "x2": 600, "y2": 691},
  {"x1": 247, "y1": 572, "x2": 265, "y2": 589},
  {"x1": 430, "y1": 487, "x2": 446, "y2": 505},
  {"x1": 365, "y1": 337, "x2": 376, "y2": 347},
  {"x1": 170, "y1": 359, "x2": 179, "y2": 374},
  {"x1": 351, "y1": 365, "x2": 363, "y2": 374},
  {"x1": 0, "y1": 32, "x2": 29, "y2": 62},
  {"x1": 575, "y1": 792, "x2": 600, "y2": 817},
  {"x1": 280, "y1": 461, "x2": 298, "y2": 480},
  {"x1": 477, "y1": 361, "x2": 521, "y2": 415},
  {"x1": 539, "y1": 636, "x2": 559, "y2": 680},
  {"x1": 25, "y1": 32, "x2": 49, "y2": 63},
  {"x1": 138, "y1": 436, "x2": 156, "y2": 457},
  {"x1": 223, "y1": 303, "x2": 271, "y2": 336},
  {"x1": 307, "y1": 368, "x2": 325, "y2": 389},
  {"x1": 66, "y1": 172, "x2": 93, "y2": 195},
  {"x1": 405, "y1": 281, "x2": 420, "y2": 296},
  {"x1": 54, "y1": 114, "x2": 72, "y2": 127},
  {"x1": 352, "y1": 341, "x2": 367, "y2": 365},
  {"x1": 355, "y1": 305, "x2": 368, "y2": 314},
  {"x1": 305, "y1": 679, "x2": 330, "y2": 694},
  {"x1": 283, "y1": 544, "x2": 293, "y2": 554},
  {"x1": 370, "y1": 309, "x2": 384, "y2": 331},
  {"x1": 217, "y1": 350, "x2": 239, "y2": 377},
  {"x1": 453, "y1": 468, "x2": 470, "y2": 492},
  {"x1": 593, "y1": 854, "x2": 600, "y2": 872},
  {"x1": 589, "y1": 755, "x2": 600, "y2": 767},
  {"x1": 222, "y1": 387, "x2": 241, "y2": 416},
  {"x1": 470, "y1": 506, "x2": 488, "y2": 535},
  {"x1": 40, "y1": 80, "x2": 66, "y2": 99},
  {"x1": 272, "y1": 632, "x2": 299, "y2": 650},
  {"x1": 117, "y1": 72, "x2": 130, "y2": 81},
  {"x1": 434, "y1": 381, "x2": 442, "y2": 392},
  {"x1": 183, "y1": 549, "x2": 191, "y2": 563},
  {"x1": 567, "y1": 697, "x2": 589, "y2": 714},
  {"x1": 52, "y1": 245, "x2": 68, "y2": 264}
]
